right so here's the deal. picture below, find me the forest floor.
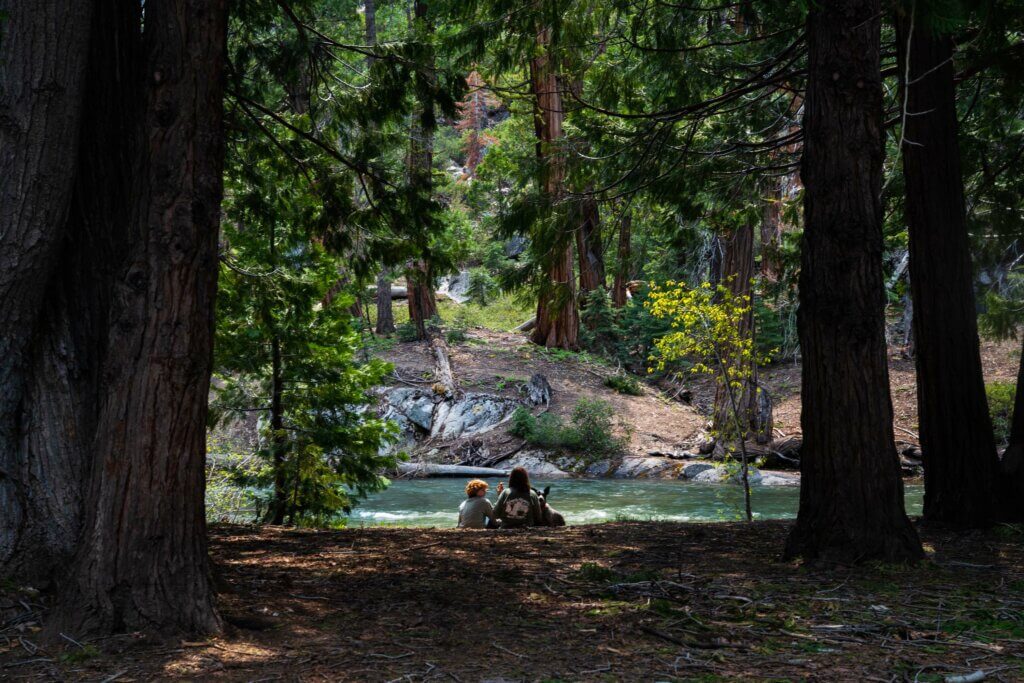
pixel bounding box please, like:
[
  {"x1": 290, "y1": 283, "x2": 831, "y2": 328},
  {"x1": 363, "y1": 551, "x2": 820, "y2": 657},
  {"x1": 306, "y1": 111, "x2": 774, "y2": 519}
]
[{"x1": 4, "y1": 521, "x2": 1023, "y2": 681}]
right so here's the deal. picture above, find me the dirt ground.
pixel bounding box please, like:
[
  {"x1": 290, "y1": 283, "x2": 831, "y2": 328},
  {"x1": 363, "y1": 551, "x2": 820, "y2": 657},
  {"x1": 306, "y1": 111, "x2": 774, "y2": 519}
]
[
  {"x1": 382, "y1": 329, "x2": 1022, "y2": 455},
  {"x1": 384, "y1": 329, "x2": 706, "y2": 457},
  {"x1": 4, "y1": 521, "x2": 1022, "y2": 682}
]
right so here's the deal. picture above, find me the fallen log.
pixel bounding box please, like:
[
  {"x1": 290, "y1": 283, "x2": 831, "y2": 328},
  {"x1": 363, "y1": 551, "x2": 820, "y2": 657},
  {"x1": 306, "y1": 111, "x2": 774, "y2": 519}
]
[
  {"x1": 366, "y1": 284, "x2": 409, "y2": 299},
  {"x1": 397, "y1": 463, "x2": 510, "y2": 478},
  {"x1": 427, "y1": 325, "x2": 459, "y2": 398},
  {"x1": 514, "y1": 317, "x2": 536, "y2": 333}
]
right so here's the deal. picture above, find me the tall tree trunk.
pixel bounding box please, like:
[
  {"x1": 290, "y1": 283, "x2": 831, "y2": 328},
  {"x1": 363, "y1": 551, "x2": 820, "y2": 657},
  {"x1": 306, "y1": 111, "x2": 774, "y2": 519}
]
[
  {"x1": 759, "y1": 177, "x2": 784, "y2": 279},
  {"x1": 407, "y1": 261, "x2": 438, "y2": 339},
  {"x1": 712, "y1": 222, "x2": 765, "y2": 442},
  {"x1": 576, "y1": 195, "x2": 606, "y2": 296},
  {"x1": 1000, "y1": 336, "x2": 1024, "y2": 521},
  {"x1": 375, "y1": 270, "x2": 396, "y2": 334},
  {"x1": 612, "y1": 211, "x2": 632, "y2": 307},
  {"x1": 896, "y1": 10, "x2": 1000, "y2": 527},
  {"x1": 785, "y1": 0, "x2": 922, "y2": 564},
  {"x1": 404, "y1": 0, "x2": 437, "y2": 341},
  {"x1": 269, "y1": 335, "x2": 287, "y2": 525},
  {"x1": 529, "y1": 26, "x2": 579, "y2": 350},
  {"x1": 0, "y1": 0, "x2": 93, "y2": 577},
  {"x1": 51, "y1": 0, "x2": 227, "y2": 635}
]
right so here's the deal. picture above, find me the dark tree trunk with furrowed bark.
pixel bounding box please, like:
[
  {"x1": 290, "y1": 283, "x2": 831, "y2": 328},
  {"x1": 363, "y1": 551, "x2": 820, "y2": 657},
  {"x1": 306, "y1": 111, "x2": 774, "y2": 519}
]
[
  {"x1": 529, "y1": 25, "x2": 579, "y2": 350},
  {"x1": 407, "y1": 261, "x2": 438, "y2": 339},
  {"x1": 0, "y1": 0, "x2": 227, "y2": 637},
  {"x1": 0, "y1": 0, "x2": 93, "y2": 579},
  {"x1": 785, "y1": 0, "x2": 922, "y2": 564},
  {"x1": 376, "y1": 270, "x2": 396, "y2": 334},
  {"x1": 51, "y1": 0, "x2": 227, "y2": 636},
  {"x1": 1001, "y1": 336, "x2": 1024, "y2": 521},
  {"x1": 896, "y1": 11, "x2": 1001, "y2": 528}
]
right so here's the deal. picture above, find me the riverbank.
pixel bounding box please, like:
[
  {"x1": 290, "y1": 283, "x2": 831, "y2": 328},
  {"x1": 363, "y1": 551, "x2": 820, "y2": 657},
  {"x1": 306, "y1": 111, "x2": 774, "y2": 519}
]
[{"x1": 4, "y1": 521, "x2": 1022, "y2": 681}]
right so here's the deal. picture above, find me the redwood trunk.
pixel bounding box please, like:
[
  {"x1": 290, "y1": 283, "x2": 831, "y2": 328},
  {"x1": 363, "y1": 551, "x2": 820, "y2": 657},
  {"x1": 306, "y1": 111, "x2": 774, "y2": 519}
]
[
  {"x1": 712, "y1": 222, "x2": 764, "y2": 441},
  {"x1": 404, "y1": 0, "x2": 437, "y2": 342},
  {"x1": 785, "y1": 0, "x2": 922, "y2": 563},
  {"x1": 1001, "y1": 336, "x2": 1024, "y2": 521},
  {"x1": 529, "y1": 26, "x2": 578, "y2": 350},
  {"x1": 612, "y1": 211, "x2": 632, "y2": 307},
  {"x1": 407, "y1": 261, "x2": 438, "y2": 339},
  {"x1": 896, "y1": 13, "x2": 1000, "y2": 527},
  {"x1": 0, "y1": 0, "x2": 92, "y2": 577},
  {"x1": 52, "y1": 0, "x2": 226, "y2": 635}
]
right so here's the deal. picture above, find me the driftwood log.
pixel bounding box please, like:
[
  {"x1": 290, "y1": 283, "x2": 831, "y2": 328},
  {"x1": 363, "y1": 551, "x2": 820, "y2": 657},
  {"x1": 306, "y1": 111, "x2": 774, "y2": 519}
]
[
  {"x1": 426, "y1": 326, "x2": 459, "y2": 398},
  {"x1": 514, "y1": 317, "x2": 537, "y2": 333},
  {"x1": 397, "y1": 463, "x2": 510, "y2": 478}
]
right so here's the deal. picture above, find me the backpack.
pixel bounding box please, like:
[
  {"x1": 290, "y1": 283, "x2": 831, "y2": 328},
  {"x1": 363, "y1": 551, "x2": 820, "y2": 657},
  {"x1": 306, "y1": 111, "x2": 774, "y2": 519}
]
[{"x1": 502, "y1": 490, "x2": 532, "y2": 527}]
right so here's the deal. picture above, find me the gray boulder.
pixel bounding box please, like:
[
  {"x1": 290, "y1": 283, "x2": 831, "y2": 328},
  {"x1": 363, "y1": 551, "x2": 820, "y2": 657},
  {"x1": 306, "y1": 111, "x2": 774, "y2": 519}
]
[
  {"x1": 430, "y1": 393, "x2": 521, "y2": 440},
  {"x1": 612, "y1": 457, "x2": 676, "y2": 479},
  {"x1": 681, "y1": 463, "x2": 715, "y2": 479},
  {"x1": 690, "y1": 465, "x2": 764, "y2": 485},
  {"x1": 503, "y1": 451, "x2": 571, "y2": 479}
]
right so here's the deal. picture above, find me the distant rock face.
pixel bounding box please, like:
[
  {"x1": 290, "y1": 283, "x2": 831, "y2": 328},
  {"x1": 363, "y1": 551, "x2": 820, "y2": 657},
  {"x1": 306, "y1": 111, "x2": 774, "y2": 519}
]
[
  {"x1": 503, "y1": 451, "x2": 571, "y2": 479},
  {"x1": 681, "y1": 463, "x2": 715, "y2": 479},
  {"x1": 611, "y1": 457, "x2": 677, "y2": 479},
  {"x1": 380, "y1": 386, "x2": 524, "y2": 453},
  {"x1": 689, "y1": 465, "x2": 764, "y2": 486},
  {"x1": 437, "y1": 270, "x2": 470, "y2": 304},
  {"x1": 430, "y1": 393, "x2": 521, "y2": 440}
]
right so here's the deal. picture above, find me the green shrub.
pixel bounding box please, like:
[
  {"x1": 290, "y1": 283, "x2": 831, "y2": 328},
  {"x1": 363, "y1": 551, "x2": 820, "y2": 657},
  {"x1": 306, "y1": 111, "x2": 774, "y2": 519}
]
[
  {"x1": 604, "y1": 373, "x2": 643, "y2": 396},
  {"x1": 396, "y1": 320, "x2": 420, "y2": 342},
  {"x1": 467, "y1": 267, "x2": 498, "y2": 306},
  {"x1": 566, "y1": 398, "x2": 624, "y2": 456},
  {"x1": 445, "y1": 310, "x2": 471, "y2": 344},
  {"x1": 579, "y1": 288, "x2": 618, "y2": 356},
  {"x1": 987, "y1": 381, "x2": 1016, "y2": 445},
  {"x1": 509, "y1": 399, "x2": 624, "y2": 460}
]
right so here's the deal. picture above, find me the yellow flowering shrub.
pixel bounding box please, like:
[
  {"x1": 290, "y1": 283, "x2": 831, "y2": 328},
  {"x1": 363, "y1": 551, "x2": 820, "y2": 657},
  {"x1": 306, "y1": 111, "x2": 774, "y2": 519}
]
[{"x1": 645, "y1": 279, "x2": 757, "y2": 393}]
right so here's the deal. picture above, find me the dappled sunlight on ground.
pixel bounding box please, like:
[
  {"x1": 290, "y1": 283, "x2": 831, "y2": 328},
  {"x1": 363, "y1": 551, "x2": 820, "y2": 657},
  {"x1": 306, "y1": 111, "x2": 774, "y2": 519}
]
[{"x1": 5, "y1": 521, "x2": 1023, "y2": 680}]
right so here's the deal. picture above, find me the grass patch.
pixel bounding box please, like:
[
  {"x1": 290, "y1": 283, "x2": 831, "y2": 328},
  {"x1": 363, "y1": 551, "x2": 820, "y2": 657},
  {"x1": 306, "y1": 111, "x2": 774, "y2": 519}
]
[{"x1": 364, "y1": 294, "x2": 532, "y2": 334}]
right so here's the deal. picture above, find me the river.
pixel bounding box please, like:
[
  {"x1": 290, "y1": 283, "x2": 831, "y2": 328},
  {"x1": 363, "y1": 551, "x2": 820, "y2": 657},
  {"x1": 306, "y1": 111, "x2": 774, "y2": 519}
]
[{"x1": 348, "y1": 479, "x2": 925, "y2": 527}]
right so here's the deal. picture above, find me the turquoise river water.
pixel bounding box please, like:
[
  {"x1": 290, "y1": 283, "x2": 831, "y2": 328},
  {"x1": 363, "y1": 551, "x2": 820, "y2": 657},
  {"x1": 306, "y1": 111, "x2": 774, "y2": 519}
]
[{"x1": 348, "y1": 479, "x2": 925, "y2": 527}]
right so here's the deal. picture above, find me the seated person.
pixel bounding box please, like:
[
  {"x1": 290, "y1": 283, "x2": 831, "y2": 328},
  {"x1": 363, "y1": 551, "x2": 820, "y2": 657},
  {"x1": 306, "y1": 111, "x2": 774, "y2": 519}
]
[
  {"x1": 457, "y1": 479, "x2": 498, "y2": 529},
  {"x1": 491, "y1": 467, "x2": 543, "y2": 529}
]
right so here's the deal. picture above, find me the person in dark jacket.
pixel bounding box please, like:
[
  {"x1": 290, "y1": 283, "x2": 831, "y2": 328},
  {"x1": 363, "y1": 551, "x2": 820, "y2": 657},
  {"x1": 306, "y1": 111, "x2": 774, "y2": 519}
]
[{"x1": 491, "y1": 467, "x2": 543, "y2": 528}]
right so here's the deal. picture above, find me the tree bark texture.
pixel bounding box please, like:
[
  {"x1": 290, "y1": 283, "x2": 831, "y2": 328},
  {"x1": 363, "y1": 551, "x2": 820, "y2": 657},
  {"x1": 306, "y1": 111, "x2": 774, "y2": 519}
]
[
  {"x1": 785, "y1": 0, "x2": 922, "y2": 564},
  {"x1": 612, "y1": 211, "x2": 632, "y2": 307},
  {"x1": 759, "y1": 177, "x2": 784, "y2": 280},
  {"x1": 896, "y1": 11, "x2": 1000, "y2": 527},
  {"x1": 407, "y1": 261, "x2": 438, "y2": 339},
  {"x1": 375, "y1": 270, "x2": 396, "y2": 334},
  {"x1": 529, "y1": 26, "x2": 579, "y2": 350},
  {"x1": 0, "y1": 0, "x2": 93, "y2": 577},
  {"x1": 0, "y1": 0, "x2": 229, "y2": 636},
  {"x1": 1001, "y1": 335, "x2": 1024, "y2": 521}
]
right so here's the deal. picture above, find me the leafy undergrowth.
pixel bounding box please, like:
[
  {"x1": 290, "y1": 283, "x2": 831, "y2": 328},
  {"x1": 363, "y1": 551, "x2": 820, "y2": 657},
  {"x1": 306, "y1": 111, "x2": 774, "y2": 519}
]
[{"x1": 3, "y1": 522, "x2": 1023, "y2": 681}]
